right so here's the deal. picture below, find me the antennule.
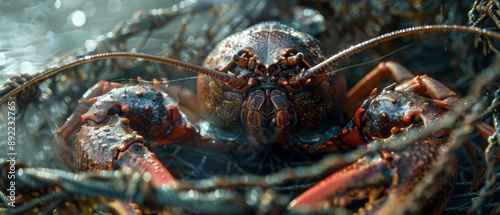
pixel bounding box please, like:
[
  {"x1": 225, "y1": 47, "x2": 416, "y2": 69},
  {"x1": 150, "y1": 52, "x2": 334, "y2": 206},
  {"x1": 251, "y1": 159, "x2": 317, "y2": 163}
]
[
  {"x1": 0, "y1": 52, "x2": 244, "y2": 104},
  {"x1": 289, "y1": 25, "x2": 500, "y2": 87}
]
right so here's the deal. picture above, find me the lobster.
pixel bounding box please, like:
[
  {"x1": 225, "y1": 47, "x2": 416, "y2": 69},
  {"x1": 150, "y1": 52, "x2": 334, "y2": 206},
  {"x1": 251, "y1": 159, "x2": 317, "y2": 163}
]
[{"x1": 0, "y1": 1, "x2": 499, "y2": 214}]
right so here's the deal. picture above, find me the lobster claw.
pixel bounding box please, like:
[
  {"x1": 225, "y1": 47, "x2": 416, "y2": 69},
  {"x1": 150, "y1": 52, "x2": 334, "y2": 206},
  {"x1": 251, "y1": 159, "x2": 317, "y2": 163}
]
[
  {"x1": 290, "y1": 132, "x2": 457, "y2": 214},
  {"x1": 292, "y1": 88, "x2": 458, "y2": 214},
  {"x1": 74, "y1": 115, "x2": 175, "y2": 187},
  {"x1": 81, "y1": 84, "x2": 199, "y2": 146},
  {"x1": 289, "y1": 149, "x2": 395, "y2": 209},
  {"x1": 73, "y1": 84, "x2": 208, "y2": 188}
]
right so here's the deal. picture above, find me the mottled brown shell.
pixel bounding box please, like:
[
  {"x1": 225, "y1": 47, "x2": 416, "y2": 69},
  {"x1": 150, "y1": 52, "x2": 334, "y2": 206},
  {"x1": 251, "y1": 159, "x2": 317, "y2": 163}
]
[{"x1": 198, "y1": 21, "x2": 346, "y2": 145}]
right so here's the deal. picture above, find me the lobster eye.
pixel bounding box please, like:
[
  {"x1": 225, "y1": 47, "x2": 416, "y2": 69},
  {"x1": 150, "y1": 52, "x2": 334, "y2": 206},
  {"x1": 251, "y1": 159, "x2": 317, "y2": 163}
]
[
  {"x1": 236, "y1": 48, "x2": 253, "y2": 60},
  {"x1": 231, "y1": 53, "x2": 240, "y2": 61},
  {"x1": 295, "y1": 52, "x2": 304, "y2": 61},
  {"x1": 241, "y1": 52, "x2": 248, "y2": 59},
  {"x1": 278, "y1": 48, "x2": 310, "y2": 73},
  {"x1": 228, "y1": 48, "x2": 257, "y2": 70}
]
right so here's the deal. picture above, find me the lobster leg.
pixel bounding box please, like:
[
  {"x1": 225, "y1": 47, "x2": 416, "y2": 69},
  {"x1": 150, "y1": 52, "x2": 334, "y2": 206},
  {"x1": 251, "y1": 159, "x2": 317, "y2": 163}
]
[{"x1": 346, "y1": 61, "x2": 461, "y2": 116}]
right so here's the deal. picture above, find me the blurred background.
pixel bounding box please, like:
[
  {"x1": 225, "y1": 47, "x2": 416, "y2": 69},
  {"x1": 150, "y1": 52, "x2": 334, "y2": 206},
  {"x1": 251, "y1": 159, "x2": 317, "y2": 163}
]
[{"x1": 0, "y1": 0, "x2": 173, "y2": 80}]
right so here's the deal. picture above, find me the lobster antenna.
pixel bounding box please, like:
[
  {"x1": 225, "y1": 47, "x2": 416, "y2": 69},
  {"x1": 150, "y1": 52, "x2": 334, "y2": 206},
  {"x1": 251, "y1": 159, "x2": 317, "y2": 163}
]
[
  {"x1": 289, "y1": 25, "x2": 500, "y2": 87},
  {"x1": 0, "y1": 52, "x2": 245, "y2": 104}
]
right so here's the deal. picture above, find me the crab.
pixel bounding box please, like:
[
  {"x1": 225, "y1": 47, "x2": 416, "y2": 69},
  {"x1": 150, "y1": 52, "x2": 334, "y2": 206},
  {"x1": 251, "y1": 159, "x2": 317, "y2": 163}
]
[{"x1": 1, "y1": 1, "x2": 500, "y2": 214}]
